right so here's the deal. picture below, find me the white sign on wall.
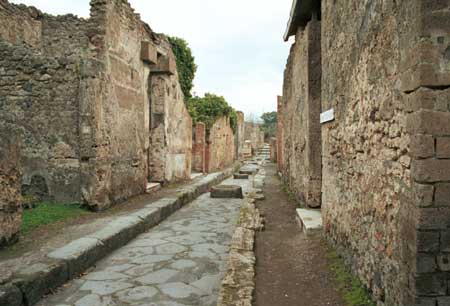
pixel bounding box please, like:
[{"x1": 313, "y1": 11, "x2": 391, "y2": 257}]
[{"x1": 320, "y1": 109, "x2": 335, "y2": 124}]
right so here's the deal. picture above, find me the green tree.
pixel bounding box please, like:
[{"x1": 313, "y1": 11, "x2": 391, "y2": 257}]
[
  {"x1": 168, "y1": 36, "x2": 197, "y2": 99},
  {"x1": 187, "y1": 93, "x2": 238, "y2": 135},
  {"x1": 260, "y1": 111, "x2": 278, "y2": 139}
]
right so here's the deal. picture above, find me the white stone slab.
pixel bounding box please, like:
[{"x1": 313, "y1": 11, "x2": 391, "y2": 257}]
[
  {"x1": 296, "y1": 208, "x2": 322, "y2": 235},
  {"x1": 147, "y1": 182, "x2": 161, "y2": 193},
  {"x1": 320, "y1": 109, "x2": 335, "y2": 124}
]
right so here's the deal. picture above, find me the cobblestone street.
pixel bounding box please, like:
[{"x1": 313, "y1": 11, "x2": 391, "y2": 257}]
[{"x1": 40, "y1": 177, "x2": 252, "y2": 306}]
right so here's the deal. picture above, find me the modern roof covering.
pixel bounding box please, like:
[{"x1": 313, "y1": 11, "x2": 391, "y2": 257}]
[{"x1": 283, "y1": 0, "x2": 317, "y2": 41}]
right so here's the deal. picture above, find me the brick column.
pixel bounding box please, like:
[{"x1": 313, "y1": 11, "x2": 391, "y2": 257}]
[
  {"x1": 192, "y1": 122, "x2": 206, "y2": 173},
  {"x1": 277, "y1": 95, "x2": 283, "y2": 172},
  {"x1": 403, "y1": 2, "x2": 450, "y2": 304}
]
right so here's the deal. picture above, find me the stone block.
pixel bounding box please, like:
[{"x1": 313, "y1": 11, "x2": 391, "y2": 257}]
[
  {"x1": 417, "y1": 231, "x2": 440, "y2": 253},
  {"x1": 412, "y1": 159, "x2": 450, "y2": 183},
  {"x1": 418, "y1": 208, "x2": 450, "y2": 230},
  {"x1": 151, "y1": 54, "x2": 176, "y2": 75},
  {"x1": 413, "y1": 183, "x2": 434, "y2": 207},
  {"x1": 438, "y1": 297, "x2": 450, "y2": 306},
  {"x1": 435, "y1": 183, "x2": 450, "y2": 206},
  {"x1": 0, "y1": 284, "x2": 22, "y2": 306},
  {"x1": 13, "y1": 261, "x2": 68, "y2": 306},
  {"x1": 407, "y1": 110, "x2": 450, "y2": 136},
  {"x1": 440, "y1": 231, "x2": 450, "y2": 252},
  {"x1": 416, "y1": 253, "x2": 437, "y2": 273},
  {"x1": 436, "y1": 137, "x2": 450, "y2": 158},
  {"x1": 415, "y1": 273, "x2": 448, "y2": 296},
  {"x1": 296, "y1": 208, "x2": 322, "y2": 235},
  {"x1": 416, "y1": 297, "x2": 437, "y2": 306},
  {"x1": 210, "y1": 185, "x2": 243, "y2": 199},
  {"x1": 233, "y1": 173, "x2": 249, "y2": 179},
  {"x1": 410, "y1": 134, "x2": 435, "y2": 159},
  {"x1": 437, "y1": 254, "x2": 450, "y2": 271},
  {"x1": 47, "y1": 237, "x2": 104, "y2": 279},
  {"x1": 141, "y1": 41, "x2": 157, "y2": 65}
]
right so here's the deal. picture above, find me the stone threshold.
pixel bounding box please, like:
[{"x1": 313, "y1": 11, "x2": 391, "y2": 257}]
[
  {"x1": 0, "y1": 165, "x2": 239, "y2": 306},
  {"x1": 296, "y1": 208, "x2": 323, "y2": 235}
]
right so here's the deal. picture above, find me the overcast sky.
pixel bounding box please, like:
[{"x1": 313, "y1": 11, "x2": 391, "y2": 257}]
[{"x1": 12, "y1": 0, "x2": 292, "y2": 119}]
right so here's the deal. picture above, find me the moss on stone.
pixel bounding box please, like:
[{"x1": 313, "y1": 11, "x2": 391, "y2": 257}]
[{"x1": 326, "y1": 248, "x2": 376, "y2": 306}]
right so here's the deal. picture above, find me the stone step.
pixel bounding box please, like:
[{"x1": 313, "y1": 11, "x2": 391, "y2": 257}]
[
  {"x1": 296, "y1": 208, "x2": 322, "y2": 235},
  {"x1": 146, "y1": 182, "x2": 161, "y2": 193}
]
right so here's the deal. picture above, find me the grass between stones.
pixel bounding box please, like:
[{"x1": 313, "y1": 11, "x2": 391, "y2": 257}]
[
  {"x1": 327, "y1": 249, "x2": 376, "y2": 306},
  {"x1": 22, "y1": 202, "x2": 91, "y2": 234}
]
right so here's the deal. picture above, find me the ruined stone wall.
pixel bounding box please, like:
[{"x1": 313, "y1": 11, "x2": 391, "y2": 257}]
[
  {"x1": 83, "y1": 0, "x2": 153, "y2": 208},
  {"x1": 282, "y1": 19, "x2": 321, "y2": 208},
  {"x1": 0, "y1": 130, "x2": 22, "y2": 248},
  {"x1": 319, "y1": 0, "x2": 447, "y2": 304},
  {"x1": 193, "y1": 122, "x2": 206, "y2": 173},
  {"x1": 244, "y1": 122, "x2": 264, "y2": 152},
  {"x1": 149, "y1": 70, "x2": 192, "y2": 183},
  {"x1": 269, "y1": 137, "x2": 277, "y2": 163},
  {"x1": 236, "y1": 111, "x2": 245, "y2": 159},
  {"x1": 0, "y1": 39, "x2": 83, "y2": 203},
  {"x1": 206, "y1": 116, "x2": 236, "y2": 172},
  {"x1": 0, "y1": 0, "x2": 42, "y2": 47},
  {"x1": 277, "y1": 96, "x2": 284, "y2": 171}
]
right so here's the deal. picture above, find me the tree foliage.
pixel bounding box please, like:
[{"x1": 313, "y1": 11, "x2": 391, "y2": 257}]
[
  {"x1": 260, "y1": 111, "x2": 278, "y2": 139},
  {"x1": 187, "y1": 93, "x2": 238, "y2": 135},
  {"x1": 168, "y1": 36, "x2": 197, "y2": 99}
]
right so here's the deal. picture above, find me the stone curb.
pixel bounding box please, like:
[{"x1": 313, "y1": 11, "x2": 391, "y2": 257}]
[
  {"x1": 0, "y1": 165, "x2": 238, "y2": 306},
  {"x1": 216, "y1": 193, "x2": 264, "y2": 306}
]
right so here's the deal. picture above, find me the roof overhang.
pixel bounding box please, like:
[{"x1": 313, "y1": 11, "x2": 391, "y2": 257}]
[{"x1": 283, "y1": 0, "x2": 317, "y2": 41}]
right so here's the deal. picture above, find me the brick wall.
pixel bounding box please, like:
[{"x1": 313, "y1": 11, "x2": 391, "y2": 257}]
[
  {"x1": 193, "y1": 122, "x2": 206, "y2": 173},
  {"x1": 282, "y1": 18, "x2": 322, "y2": 208},
  {"x1": 277, "y1": 95, "x2": 283, "y2": 172},
  {"x1": 206, "y1": 116, "x2": 236, "y2": 172}
]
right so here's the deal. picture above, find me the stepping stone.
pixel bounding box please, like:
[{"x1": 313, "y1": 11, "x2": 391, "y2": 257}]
[
  {"x1": 296, "y1": 208, "x2": 322, "y2": 235},
  {"x1": 210, "y1": 185, "x2": 243, "y2": 199},
  {"x1": 233, "y1": 173, "x2": 249, "y2": 179},
  {"x1": 146, "y1": 182, "x2": 161, "y2": 193}
]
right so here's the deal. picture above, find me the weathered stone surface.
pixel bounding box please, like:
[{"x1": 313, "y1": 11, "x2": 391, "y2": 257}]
[
  {"x1": 280, "y1": 18, "x2": 322, "y2": 208},
  {"x1": 243, "y1": 122, "x2": 264, "y2": 154},
  {"x1": 0, "y1": 129, "x2": 21, "y2": 248},
  {"x1": 206, "y1": 116, "x2": 236, "y2": 173},
  {"x1": 211, "y1": 185, "x2": 243, "y2": 199},
  {"x1": 40, "y1": 175, "x2": 251, "y2": 306},
  {"x1": 0, "y1": 0, "x2": 192, "y2": 209},
  {"x1": 233, "y1": 173, "x2": 249, "y2": 180},
  {"x1": 0, "y1": 284, "x2": 22, "y2": 306}
]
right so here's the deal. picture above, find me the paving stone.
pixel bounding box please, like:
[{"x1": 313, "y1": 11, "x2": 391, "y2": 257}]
[
  {"x1": 166, "y1": 235, "x2": 207, "y2": 246},
  {"x1": 39, "y1": 175, "x2": 251, "y2": 306},
  {"x1": 191, "y1": 274, "x2": 221, "y2": 294},
  {"x1": 74, "y1": 294, "x2": 117, "y2": 306},
  {"x1": 158, "y1": 282, "x2": 206, "y2": 299},
  {"x1": 136, "y1": 269, "x2": 180, "y2": 285},
  {"x1": 84, "y1": 271, "x2": 128, "y2": 281},
  {"x1": 123, "y1": 264, "x2": 156, "y2": 277},
  {"x1": 155, "y1": 243, "x2": 188, "y2": 254},
  {"x1": 210, "y1": 185, "x2": 243, "y2": 199},
  {"x1": 131, "y1": 255, "x2": 173, "y2": 265},
  {"x1": 115, "y1": 286, "x2": 158, "y2": 303},
  {"x1": 80, "y1": 281, "x2": 133, "y2": 296},
  {"x1": 170, "y1": 260, "x2": 198, "y2": 271}
]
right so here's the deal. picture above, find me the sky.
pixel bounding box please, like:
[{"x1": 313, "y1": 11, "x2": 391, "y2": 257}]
[{"x1": 11, "y1": 0, "x2": 293, "y2": 119}]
